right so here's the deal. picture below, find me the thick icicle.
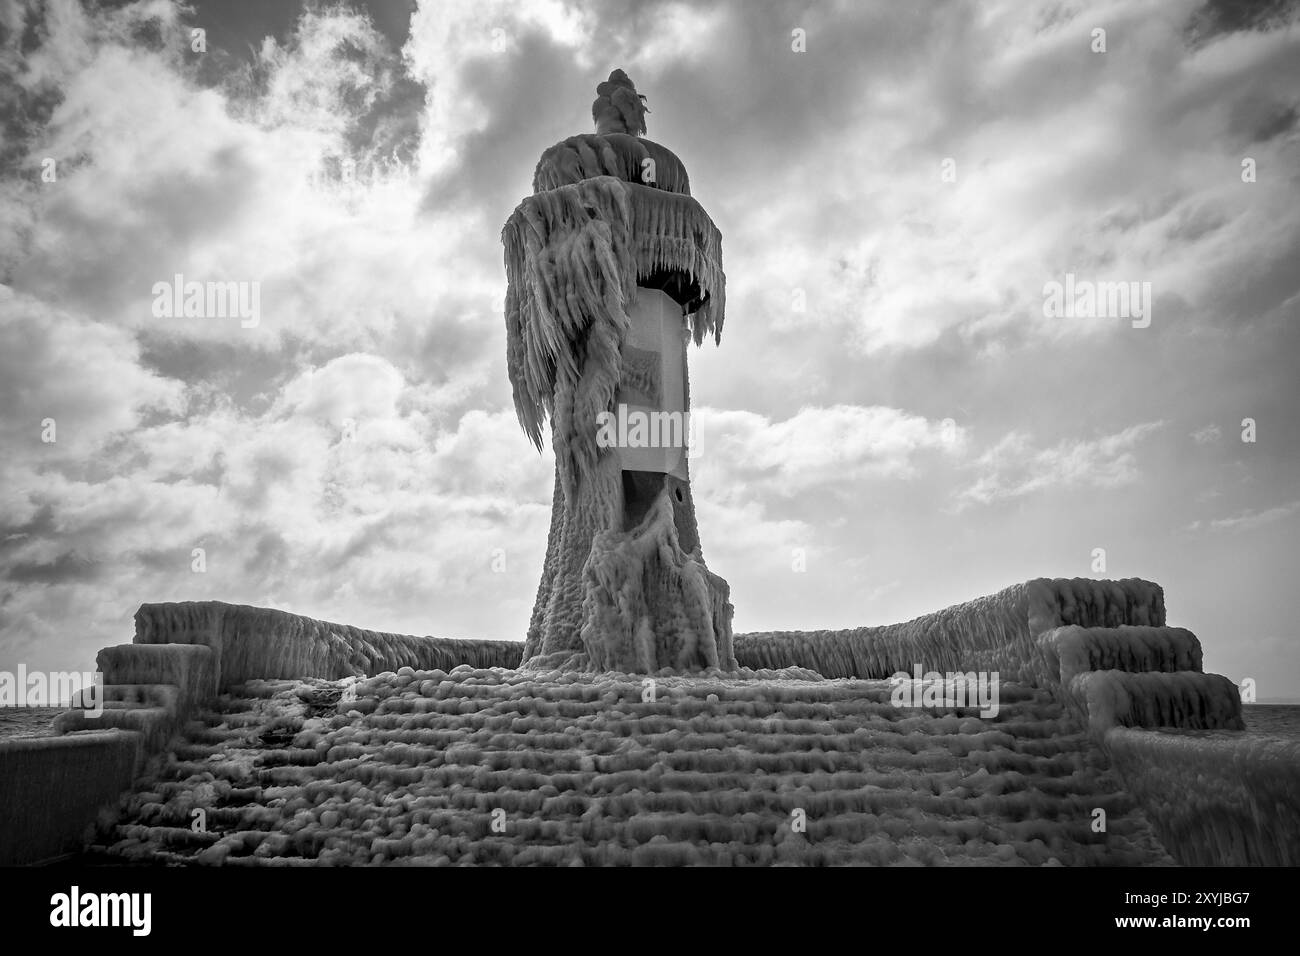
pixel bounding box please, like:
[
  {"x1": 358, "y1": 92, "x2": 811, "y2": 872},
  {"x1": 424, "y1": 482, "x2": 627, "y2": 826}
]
[
  {"x1": 579, "y1": 488, "x2": 734, "y2": 672},
  {"x1": 502, "y1": 176, "x2": 725, "y2": 459}
]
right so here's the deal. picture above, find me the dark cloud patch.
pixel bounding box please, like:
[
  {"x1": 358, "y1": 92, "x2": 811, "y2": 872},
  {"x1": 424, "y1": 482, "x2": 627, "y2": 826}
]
[
  {"x1": 419, "y1": 34, "x2": 583, "y2": 218},
  {"x1": 134, "y1": 547, "x2": 198, "y2": 573},
  {"x1": 636, "y1": 2, "x2": 955, "y2": 191},
  {"x1": 346, "y1": 71, "x2": 425, "y2": 165},
  {"x1": 1227, "y1": 101, "x2": 1299, "y2": 145},
  {"x1": 223, "y1": 446, "x2": 298, "y2": 510},
  {"x1": 17, "y1": 142, "x2": 265, "y2": 317},
  {"x1": 5, "y1": 551, "x2": 102, "y2": 584},
  {"x1": 0, "y1": 4, "x2": 69, "y2": 172},
  {"x1": 246, "y1": 528, "x2": 290, "y2": 579},
  {"x1": 206, "y1": 1, "x2": 425, "y2": 173},
  {"x1": 1185, "y1": 0, "x2": 1300, "y2": 48},
  {"x1": 184, "y1": 0, "x2": 315, "y2": 76},
  {"x1": 185, "y1": 0, "x2": 417, "y2": 66},
  {"x1": 0, "y1": 505, "x2": 59, "y2": 552},
  {"x1": 1252, "y1": 104, "x2": 1298, "y2": 142},
  {"x1": 138, "y1": 333, "x2": 298, "y2": 412},
  {"x1": 1196, "y1": 232, "x2": 1300, "y2": 331}
]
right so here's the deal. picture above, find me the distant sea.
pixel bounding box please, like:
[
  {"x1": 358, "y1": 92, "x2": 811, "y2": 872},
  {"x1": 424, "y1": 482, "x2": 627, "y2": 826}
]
[
  {"x1": 2, "y1": 703, "x2": 1298, "y2": 740},
  {"x1": 1242, "y1": 703, "x2": 1300, "y2": 738},
  {"x1": 0, "y1": 707, "x2": 62, "y2": 740}
]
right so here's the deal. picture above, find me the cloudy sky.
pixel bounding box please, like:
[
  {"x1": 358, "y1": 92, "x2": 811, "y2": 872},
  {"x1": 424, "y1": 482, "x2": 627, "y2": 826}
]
[{"x1": 2, "y1": 0, "x2": 1297, "y2": 698}]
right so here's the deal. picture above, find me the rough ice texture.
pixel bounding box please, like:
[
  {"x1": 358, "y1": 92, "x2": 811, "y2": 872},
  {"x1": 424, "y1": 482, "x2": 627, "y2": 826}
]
[
  {"x1": 133, "y1": 602, "x2": 521, "y2": 690},
  {"x1": 55, "y1": 703, "x2": 179, "y2": 754},
  {"x1": 1106, "y1": 728, "x2": 1300, "y2": 865},
  {"x1": 534, "y1": 134, "x2": 690, "y2": 195},
  {"x1": 580, "y1": 490, "x2": 734, "y2": 672},
  {"x1": 1066, "y1": 671, "x2": 1244, "y2": 733},
  {"x1": 97, "y1": 642, "x2": 218, "y2": 710},
  {"x1": 502, "y1": 176, "x2": 724, "y2": 453},
  {"x1": 734, "y1": 578, "x2": 1166, "y2": 683},
  {"x1": 84, "y1": 670, "x2": 1172, "y2": 866},
  {"x1": 53, "y1": 644, "x2": 217, "y2": 756},
  {"x1": 591, "y1": 69, "x2": 649, "y2": 137},
  {"x1": 502, "y1": 172, "x2": 730, "y2": 668},
  {"x1": 0, "y1": 730, "x2": 142, "y2": 865},
  {"x1": 1037, "y1": 625, "x2": 1201, "y2": 685}
]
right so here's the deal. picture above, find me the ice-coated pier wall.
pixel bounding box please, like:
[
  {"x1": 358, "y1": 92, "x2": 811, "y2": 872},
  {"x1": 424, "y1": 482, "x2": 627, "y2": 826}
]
[
  {"x1": 134, "y1": 602, "x2": 523, "y2": 690},
  {"x1": 1106, "y1": 728, "x2": 1300, "y2": 865},
  {"x1": 733, "y1": 578, "x2": 1165, "y2": 682},
  {"x1": 0, "y1": 731, "x2": 142, "y2": 865},
  {"x1": 133, "y1": 581, "x2": 1164, "y2": 688}
]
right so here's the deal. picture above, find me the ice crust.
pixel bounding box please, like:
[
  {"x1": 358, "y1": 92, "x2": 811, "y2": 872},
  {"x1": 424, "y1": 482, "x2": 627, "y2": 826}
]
[
  {"x1": 580, "y1": 490, "x2": 733, "y2": 672},
  {"x1": 501, "y1": 174, "x2": 730, "y2": 668},
  {"x1": 502, "y1": 176, "x2": 724, "y2": 455},
  {"x1": 533, "y1": 133, "x2": 691, "y2": 195},
  {"x1": 88, "y1": 668, "x2": 1172, "y2": 866},
  {"x1": 734, "y1": 578, "x2": 1166, "y2": 683},
  {"x1": 134, "y1": 603, "x2": 520, "y2": 691},
  {"x1": 1067, "y1": 671, "x2": 1245, "y2": 733},
  {"x1": 1107, "y1": 728, "x2": 1300, "y2": 865},
  {"x1": 1037, "y1": 625, "x2": 1202, "y2": 685}
]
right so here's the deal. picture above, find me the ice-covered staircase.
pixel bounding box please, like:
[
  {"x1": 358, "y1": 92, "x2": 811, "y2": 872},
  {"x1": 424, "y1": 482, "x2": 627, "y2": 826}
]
[
  {"x1": 1036, "y1": 624, "x2": 1244, "y2": 734},
  {"x1": 81, "y1": 668, "x2": 1173, "y2": 866},
  {"x1": 53, "y1": 644, "x2": 216, "y2": 766},
  {"x1": 1034, "y1": 617, "x2": 1297, "y2": 865},
  {"x1": 40, "y1": 578, "x2": 1294, "y2": 867}
]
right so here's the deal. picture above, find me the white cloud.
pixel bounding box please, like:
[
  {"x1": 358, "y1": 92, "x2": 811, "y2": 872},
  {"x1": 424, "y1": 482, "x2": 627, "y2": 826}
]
[
  {"x1": 1199, "y1": 500, "x2": 1300, "y2": 534},
  {"x1": 1, "y1": 0, "x2": 1298, "y2": 700},
  {"x1": 958, "y1": 421, "x2": 1165, "y2": 506},
  {"x1": 1191, "y1": 423, "x2": 1222, "y2": 444},
  {"x1": 693, "y1": 404, "x2": 966, "y2": 494},
  {"x1": 0, "y1": 287, "x2": 184, "y2": 460}
]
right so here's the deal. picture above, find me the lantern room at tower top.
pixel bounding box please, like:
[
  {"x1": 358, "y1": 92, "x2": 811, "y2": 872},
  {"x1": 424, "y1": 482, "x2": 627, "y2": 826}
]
[{"x1": 501, "y1": 68, "x2": 734, "y2": 674}]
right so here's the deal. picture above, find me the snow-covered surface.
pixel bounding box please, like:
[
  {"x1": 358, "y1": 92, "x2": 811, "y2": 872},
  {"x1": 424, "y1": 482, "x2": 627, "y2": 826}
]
[
  {"x1": 1107, "y1": 727, "x2": 1300, "y2": 865},
  {"x1": 580, "y1": 491, "x2": 733, "y2": 672},
  {"x1": 1068, "y1": 670, "x2": 1244, "y2": 733},
  {"x1": 134, "y1": 602, "x2": 520, "y2": 691},
  {"x1": 86, "y1": 668, "x2": 1172, "y2": 866},
  {"x1": 1038, "y1": 625, "x2": 1201, "y2": 685},
  {"x1": 502, "y1": 176, "x2": 725, "y2": 455},
  {"x1": 735, "y1": 578, "x2": 1166, "y2": 683},
  {"x1": 502, "y1": 173, "x2": 729, "y2": 669},
  {"x1": 534, "y1": 133, "x2": 691, "y2": 196}
]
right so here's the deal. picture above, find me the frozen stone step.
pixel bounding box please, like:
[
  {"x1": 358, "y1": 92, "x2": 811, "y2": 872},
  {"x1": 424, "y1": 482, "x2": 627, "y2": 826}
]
[
  {"x1": 96, "y1": 643, "x2": 215, "y2": 710},
  {"x1": 1066, "y1": 669, "x2": 1243, "y2": 733},
  {"x1": 103, "y1": 683, "x2": 181, "y2": 710},
  {"x1": 80, "y1": 671, "x2": 1175, "y2": 866},
  {"x1": 1104, "y1": 727, "x2": 1300, "y2": 865},
  {"x1": 53, "y1": 706, "x2": 179, "y2": 753},
  {"x1": 1037, "y1": 625, "x2": 1203, "y2": 685}
]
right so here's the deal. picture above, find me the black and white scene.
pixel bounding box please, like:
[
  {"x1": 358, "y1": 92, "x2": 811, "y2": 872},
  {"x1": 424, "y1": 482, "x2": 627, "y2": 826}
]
[{"x1": 0, "y1": 0, "x2": 1297, "y2": 931}]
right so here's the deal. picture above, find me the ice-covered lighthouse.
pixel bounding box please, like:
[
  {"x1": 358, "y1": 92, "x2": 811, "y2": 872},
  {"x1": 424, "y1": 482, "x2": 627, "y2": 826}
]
[{"x1": 502, "y1": 69, "x2": 734, "y2": 673}]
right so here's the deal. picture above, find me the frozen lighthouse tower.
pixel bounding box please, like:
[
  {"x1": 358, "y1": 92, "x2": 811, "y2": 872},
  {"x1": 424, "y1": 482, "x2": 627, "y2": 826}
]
[{"x1": 502, "y1": 69, "x2": 734, "y2": 673}]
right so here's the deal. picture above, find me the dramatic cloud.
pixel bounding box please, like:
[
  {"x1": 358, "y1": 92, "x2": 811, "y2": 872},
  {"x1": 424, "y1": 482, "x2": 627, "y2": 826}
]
[
  {"x1": 695, "y1": 405, "x2": 965, "y2": 494},
  {"x1": 1191, "y1": 499, "x2": 1300, "y2": 533},
  {"x1": 1191, "y1": 423, "x2": 1223, "y2": 444},
  {"x1": 959, "y1": 422, "x2": 1165, "y2": 506},
  {"x1": 1, "y1": 0, "x2": 1297, "y2": 695}
]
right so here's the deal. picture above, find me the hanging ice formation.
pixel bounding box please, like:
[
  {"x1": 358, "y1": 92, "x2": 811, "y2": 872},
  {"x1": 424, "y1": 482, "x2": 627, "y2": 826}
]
[{"x1": 502, "y1": 69, "x2": 735, "y2": 673}]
